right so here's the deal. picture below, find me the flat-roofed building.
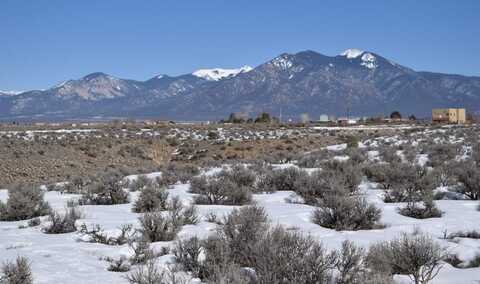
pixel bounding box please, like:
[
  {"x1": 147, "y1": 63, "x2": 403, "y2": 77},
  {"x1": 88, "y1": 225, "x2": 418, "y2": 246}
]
[
  {"x1": 432, "y1": 108, "x2": 466, "y2": 124},
  {"x1": 319, "y1": 114, "x2": 329, "y2": 122}
]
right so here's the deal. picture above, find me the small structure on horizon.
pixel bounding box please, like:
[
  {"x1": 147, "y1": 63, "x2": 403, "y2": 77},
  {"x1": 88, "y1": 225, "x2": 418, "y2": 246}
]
[
  {"x1": 337, "y1": 117, "x2": 359, "y2": 125},
  {"x1": 432, "y1": 108, "x2": 466, "y2": 124},
  {"x1": 319, "y1": 114, "x2": 329, "y2": 122}
]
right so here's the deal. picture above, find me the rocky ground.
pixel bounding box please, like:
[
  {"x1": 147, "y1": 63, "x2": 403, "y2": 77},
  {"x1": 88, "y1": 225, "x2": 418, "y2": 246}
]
[{"x1": 0, "y1": 122, "x2": 424, "y2": 187}]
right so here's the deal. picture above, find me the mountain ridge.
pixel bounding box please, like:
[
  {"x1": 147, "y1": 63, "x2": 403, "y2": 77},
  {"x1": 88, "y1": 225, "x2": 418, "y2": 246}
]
[{"x1": 1, "y1": 49, "x2": 479, "y2": 121}]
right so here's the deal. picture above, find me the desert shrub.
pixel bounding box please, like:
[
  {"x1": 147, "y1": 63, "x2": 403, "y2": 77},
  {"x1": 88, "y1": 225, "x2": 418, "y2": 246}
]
[
  {"x1": 166, "y1": 136, "x2": 179, "y2": 147},
  {"x1": 0, "y1": 256, "x2": 33, "y2": 284},
  {"x1": 173, "y1": 236, "x2": 203, "y2": 278},
  {"x1": 471, "y1": 142, "x2": 480, "y2": 164},
  {"x1": 0, "y1": 184, "x2": 51, "y2": 221},
  {"x1": 447, "y1": 230, "x2": 480, "y2": 239},
  {"x1": 206, "y1": 263, "x2": 254, "y2": 284},
  {"x1": 454, "y1": 160, "x2": 480, "y2": 200},
  {"x1": 385, "y1": 166, "x2": 442, "y2": 216},
  {"x1": 79, "y1": 172, "x2": 129, "y2": 205},
  {"x1": 256, "y1": 167, "x2": 308, "y2": 193},
  {"x1": 292, "y1": 170, "x2": 339, "y2": 204},
  {"x1": 402, "y1": 144, "x2": 418, "y2": 163},
  {"x1": 138, "y1": 212, "x2": 179, "y2": 242},
  {"x1": 312, "y1": 194, "x2": 382, "y2": 231},
  {"x1": 363, "y1": 163, "x2": 399, "y2": 190},
  {"x1": 181, "y1": 204, "x2": 199, "y2": 225},
  {"x1": 426, "y1": 143, "x2": 460, "y2": 168},
  {"x1": 431, "y1": 162, "x2": 457, "y2": 187},
  {"x1": 379, "y1": 146, "x2": 402, "y2": 164},
  {"x1": 187, "y1": 207, "x2": 268, "y2": 280},
  {"x1": 128, "y1": 237, "x2": 152, "y2": 265},
  {"x1": 260, "y1": 150, "x2": 296, "y2": 164},
  {"x1": 247, "y1": 160, "x2": 273, "y2": 173},
  {"x1": 219, "y1": 205, "x2": 269, "y2": 267},
  {"x1": 27, "y1": 217, "x2": 41, "y2": 227},
  {"x1": 203, "y1": 223, "x2": 337, "y2": 283},
  {"x1": 221, "y1": 164, "x2": 256, "y2": 188},
  {"x1": 398, "y1": 194, "x2": 443, "y2": 219},
  {"x1": 293, "y1": 161, "x2": 362, "y2": 205},
  {"x1": 466, "y1": 254, "x2": 480, "y2": 268},
  {"x1": 445, "y1": 252, "x2": 480, "y2": 269},
  {"x1": 171, "y1": 205, "x2": 395, "y2": 283},
  {"x1": 118, "y1": 144, "x2": 149, "y2": 160},
  {"x1": 129, "y1": 175, "x2": 151, "y2": 192},
  {"x1": 344, "y1": 147, "x2": 367, "y2": 165},
  {"x1": 334, "y1": 240, "x2": 366, "y2": 284},
  {"x1": 366, "y1": 233, "x2": 446, "y2": 284},
  {"x1": 166, "y1": 196, "x2": 185, "y2": 229},
  {"x1": 364, "y1": 242, "x2": 395, "y2": 280},
  {"x1": 79, "y1": 223, "x2": 134, "y2": 245},
  {"x1": 297, "y1": 149, "x2": 330, "y2": 168},
  {"x1": 251, "y1": 226, "x2": 336, "y2": 284},
  {"x1": 202, "y1": 235, "x2": 233, "y2": 281},
  {"x1": 190, "y1": 165, "x2": 256, "y2": 201},
  {"x1": 190, "y1": 175, "x2": 252, "y2": 205},
  {"x1": 443, "y1": 253, "x2": 463, "y2": 268},
  {"x1": 46, "y1": 183, "x2": 60, "y2": 192},
  {"x1": 188, "y1": 176, "x2": 208, "y2": 194},
  {"x1": 132, "y1": 183, "x2": 169, "y2": 213},
  {"x1": 204, "y1": 212, "x2": 221, "y2": 224},
  {"x1": 127, "y1": 256, "x2": 188, "y2": 284},
  {"x1": 43, "y1": 207, "x2": 83, "y2": 234},
  {"x1": 344, "y1": 135, "x2": 359, "y2": 148},
  {"x1": 115, "y1": 224, "x2": 137, "y2": 245},
  {"x1": 107, "y1": 256, "x2": 131, "y2": 272},
  {"x1": 161, "y1": 163, "x2": 199, "y2": 185},
  {"x1": 61, "y1": 175, "x2": 92, "y2": 194},
  {"x1": 383, "y1": 165, "x2": 437, "y2": 203},
  {"x1": 320, "y1": 160, "x2": 362, "y2": 194},
  {"x1": 207, "y1": 131, "x2": 219, "y2": 140},
  {"x1": 125, "y1": 258, "x2": 164, "y2": 284}
]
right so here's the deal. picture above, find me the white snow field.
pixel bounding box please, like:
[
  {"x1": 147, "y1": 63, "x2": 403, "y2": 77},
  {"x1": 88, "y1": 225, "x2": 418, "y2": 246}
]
[
  {"x1": 192, "y1": 66, "x2": 253, "y2": 81},
  {"x1": 1, "y1": 129, "x2": 480, "y2": 283},
  {"x1": 1, "y1": 178, "x2": 480, "y2": 283}
]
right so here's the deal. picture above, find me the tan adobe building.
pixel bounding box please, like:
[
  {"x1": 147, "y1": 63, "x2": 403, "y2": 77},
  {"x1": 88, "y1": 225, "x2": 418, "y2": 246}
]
[{"x1": 432, "y1": 108, "x2": 466, "y2": 124}]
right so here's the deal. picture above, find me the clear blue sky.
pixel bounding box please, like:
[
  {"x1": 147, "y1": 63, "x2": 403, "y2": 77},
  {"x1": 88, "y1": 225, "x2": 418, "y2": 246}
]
[{"x1": 1, "y1": 0, "x2": 479, "y2": 91}]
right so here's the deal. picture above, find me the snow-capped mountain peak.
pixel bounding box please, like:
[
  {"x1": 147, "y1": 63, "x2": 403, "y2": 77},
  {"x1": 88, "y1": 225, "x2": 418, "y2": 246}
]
[
  {"x1": 0, "y1": 90, "x2": 24, "y2": 96},
  {"x1": 340, "y1": 48, "x2": 364, "y2": 59},
  {"x1": 340, "y1": 49, "x2": 378, "y2": 69},
  {"x1": 192, "y1": 66, "x2": 253, "y2": 81}
]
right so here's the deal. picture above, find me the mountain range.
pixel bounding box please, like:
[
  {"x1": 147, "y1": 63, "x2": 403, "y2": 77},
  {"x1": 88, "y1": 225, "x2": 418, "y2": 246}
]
[{"x1": 1, "y1": 49, "x2": 479, "y2": 121}]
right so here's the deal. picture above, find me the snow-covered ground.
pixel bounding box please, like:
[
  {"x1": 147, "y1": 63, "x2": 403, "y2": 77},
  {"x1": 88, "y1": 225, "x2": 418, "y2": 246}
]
[
  {"x1": 1, "y1": 177, "x2": 480, "y2": 283},
  {"x1": 2, "y1": 127, "x2": 480, "y2": 283}
]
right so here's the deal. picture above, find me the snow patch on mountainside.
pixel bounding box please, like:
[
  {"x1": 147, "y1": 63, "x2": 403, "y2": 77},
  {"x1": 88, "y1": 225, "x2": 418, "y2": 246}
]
[
  {"x1": 340, "y1": 48, "x2": 364, "y2": 59},
  {"x1": 0, "y1": 90, "x2": 24, "y2": 96},
  {"x1": 271, "y1": 55, "x2": 294, "y2": 70},
  {"x1": 341, "y1": 49, "x2": 377, "y2": 69},
  {"x1": 192, "y1": 66, "x2": 253, "y2": 81},
  {"x1": 54, "y1": 81, "x2": 71, "y2": 88},
  {"x1": 360, "y1": 53, "x2": 377, "y2": 69}
]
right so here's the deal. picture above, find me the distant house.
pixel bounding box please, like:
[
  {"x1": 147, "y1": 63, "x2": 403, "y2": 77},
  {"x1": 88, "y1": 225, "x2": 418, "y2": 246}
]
[
  {"x1": 432, "y1": 108, "x2": 466, "y2": 124},
  {"x1": 337, "y1": 117, "x2": 359, "y2": 125},
  {"x1": 143, "y1": 120, "x2": 156, "y2": 125},
  {"x1": 319, "y1": 114, "x2": 329, "y2": 122}
]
